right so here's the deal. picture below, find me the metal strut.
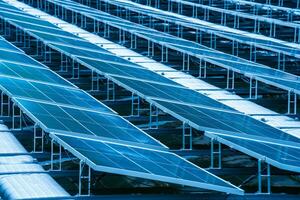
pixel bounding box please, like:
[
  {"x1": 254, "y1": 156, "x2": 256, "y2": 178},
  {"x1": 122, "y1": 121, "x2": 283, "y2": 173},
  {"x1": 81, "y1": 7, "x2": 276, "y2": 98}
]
[
  {"x1": 249, "y1": 44, "x2": 257, "y2": 62},
  {"x1": 130, "y1": 34, "x2": 137, "y2": 49},
  {"x1": 43, "y1": 45, "x2": 52, "y2": 64},
  {"x1": 148, "y1": 40, "x2": 155, "y2": 57},
  {"x1": 60, "y1": 53, "x2": 68, "y2": 72},
  {"x1": 79, "y1": 160, "x2": 91, "y2": 196},
  {"x1": 198, "y1": 59, "x2": 207, "y2": 78},
  {"x1": 72, "y1": 59, "x2": 80, "y2": 79},
  {"x1": 106, "y1": 79, "x2": 115, "y2": 101},
  {"x1": 131, "y1": 93, "x2": 140, "y2": 116},
  {"x1": 226, "y1": 69, "x2": 235, "y2": 90},
  {"x1": 50, "y1": 139, "x2": 62, "y2": 171},
  {"x1": 288, "y1": 91, "x2": 297, "y2": 115},
  {"x1": 161, "y1": 45, "x2": 168, "y2": 62},
  {"x1": 277, "y1": 53, "x2": 286, "y2": 71},
  {"x1": 257, "y1": 160, "x2": 271, "y2": 194},
  {"x1": 33, "y1": 123, "x2": 44, "y2": 153},
  {"x1": 210, "y1": 138, "x2": 222, "y2": 169},
  {"x1": 91, "y1": 70, "x2": 100, "y2": 91},
  {"x1": 12, "y1": 103, "x2": 22, "y2": 130},
  {"x1": 249, "y1": 77, "x2": 258, "y2": 100},
  {"x1": 182, "y1": 53, "x2": 190, "y2": 72},
  {"x1": 182, "y1": 122, "x2": 192, "y2": 150},
  {"x1": 232, "y1": 40, "x2": 239, "y2": 56},
  {"x1": 149, "y1": 104, "x2": 159, "y2": 129},
  {"x1": 1, "y1": 92, "x2": 10, "y2": 117}
]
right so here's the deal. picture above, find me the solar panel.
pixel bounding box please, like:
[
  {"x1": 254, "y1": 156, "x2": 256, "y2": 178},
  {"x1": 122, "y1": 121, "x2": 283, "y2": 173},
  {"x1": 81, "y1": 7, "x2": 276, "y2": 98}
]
[
  {"x1": 15, "y1": 98, "x2": 165, "y2": 148},
  {"x1": 111, "y1": 76, "x2": 235, "y2": 111},
  {"x1": 0, "y1": 76, "x2": 108, "y2": 111},
  {"x1": 0, "y1": 62, "x2": 73, "y2": 87},
  {"x1": 154, "y1": 99, "x2": 300, "y2": 143},
  {"x1": 8, "y1": 19, "x2": 81, "y2": 39},
  {"x1": 213, "y1": 134, "x2": 300, "y2": 172},
  {"x1": 0, "y1": 38, "x2": 23, "y2": 52},
  {"x1": 78, "y1": 57, "x2": 181, "y2": 86},
  {"x1": 0, "y1": 49, "x2": 42, "y2": 67},
  {"x1": 50, "y1": 133, "x2": 243, "y2": 195}
]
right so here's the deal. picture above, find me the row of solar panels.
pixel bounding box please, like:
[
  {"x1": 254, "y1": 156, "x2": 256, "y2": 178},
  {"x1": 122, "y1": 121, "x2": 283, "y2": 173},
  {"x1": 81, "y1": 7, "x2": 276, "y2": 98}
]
[
  {"x1": 44, "y1": 0, "x2": 300, "y2": 94},
  {"x1": 162, "y1": 0, "x2": 300, "y2": 36},
  {"x1": 2, "y1": 0, "x2": 300, "y2": 176},
  {"x1": 105, "y1": 0, "x2": 300, "y2": 58},
  {"x1": 0, "y1": 32, "x2": 245, "y2": 193},
  {"x1": 202, "y1": 0, "x2": 299, "y2": 13}
]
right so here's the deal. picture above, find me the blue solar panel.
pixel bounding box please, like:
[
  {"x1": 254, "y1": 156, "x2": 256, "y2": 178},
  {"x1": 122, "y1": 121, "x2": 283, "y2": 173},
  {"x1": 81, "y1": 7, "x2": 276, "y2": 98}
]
[
  {"x1": 0, "y1": 49, "x2": 42, "y2": 67},
  {"x1": 15, "y1": 98, "x2": 165, "y2": 148},
  {"x1": 0, "y1": 62, "x2": 73, "y2": 87},
  {"x1": 0, "y1": 76, "x2": 108, "y2": 111},
  {"x1": 51, "y1": 133, "x2": 243, "y2": 195},
  {"x1": 154, "y1": 99, "x2": 300, "y2": 143},
  {"x1": 216, "y1": 134, "x2": 300, "y2": 172}
]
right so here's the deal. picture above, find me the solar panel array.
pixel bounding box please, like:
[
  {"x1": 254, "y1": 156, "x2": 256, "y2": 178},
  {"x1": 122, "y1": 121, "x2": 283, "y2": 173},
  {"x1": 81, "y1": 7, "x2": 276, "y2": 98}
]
[
  {"x1": 44, "y1": 0, "x2": 300, "y2": 94},
  {"x1": 1, "y1": 0, "x2": 300, "y2": 196},
  {"x1": 0, "y1": 4, "x2": 245, "y2": 194},
  {"x1": 0, "y1": 0, "x2": 300, "y2": 175}
]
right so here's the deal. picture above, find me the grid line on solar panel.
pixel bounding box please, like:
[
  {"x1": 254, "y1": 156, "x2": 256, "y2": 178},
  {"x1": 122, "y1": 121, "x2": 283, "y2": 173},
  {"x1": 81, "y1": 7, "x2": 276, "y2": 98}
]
[
  {"x1": 49, "y1": 133, "x2": 243, "y2": 194},
  {"x1": 15, "y1": 98, "x2": 166, "y2": 148}
]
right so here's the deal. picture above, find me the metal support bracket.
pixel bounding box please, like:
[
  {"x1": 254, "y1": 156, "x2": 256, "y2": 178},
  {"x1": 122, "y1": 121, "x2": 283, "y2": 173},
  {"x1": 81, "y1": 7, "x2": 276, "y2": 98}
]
[
  {"x1": 257, "y1": 160, "x2": 271, "y2": 194},
  {"x1": 149, "y1": 104, "x2": 159, "y2": 129},
  {"x1": 50, "y1": 139, "x2": 62, "y2": 171},
  {"x1": 210, "y1": 138, "x2": 222, "y2": 169},
  {"x1": 288, "y1": 91, "x2": 297, "y2": 115},
  {"x1": 131, "y1": 93, "x2": 140, "y2": 116},
  {"x1": 79, "y1": 160, "x2": 91, "y2": 196},
  {"x1": 33, "y1": 123, "x2": 44, "y2": 153},
  {"x1": 182, "y1": 122, "x2": 193, "y2": 150}
]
